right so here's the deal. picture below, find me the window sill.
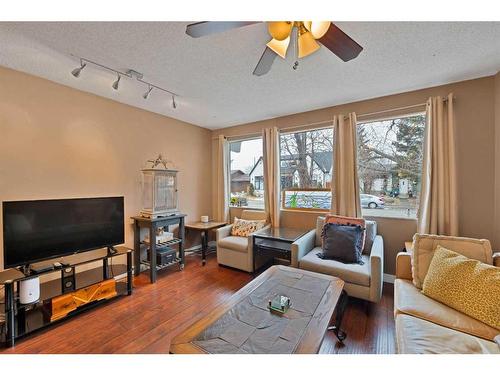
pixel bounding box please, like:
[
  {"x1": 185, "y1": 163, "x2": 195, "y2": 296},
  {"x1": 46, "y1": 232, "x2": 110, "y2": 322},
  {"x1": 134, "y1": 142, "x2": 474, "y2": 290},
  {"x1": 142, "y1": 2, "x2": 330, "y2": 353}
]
[
  {"x1": 362, "y1": 214, "x2": 418, "y2": 222},
  {"x1": 280, "y1": 208, "x2": 329, "y2": 215},
  {"x1": 228, "y1": 206, "x2": 265, "y2": 211}
]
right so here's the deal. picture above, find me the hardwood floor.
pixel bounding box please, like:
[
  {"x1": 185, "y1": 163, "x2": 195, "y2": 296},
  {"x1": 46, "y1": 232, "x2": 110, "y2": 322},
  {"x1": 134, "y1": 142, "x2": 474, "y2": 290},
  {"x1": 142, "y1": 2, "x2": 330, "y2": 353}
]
[{"x1": 0, "y1": 253, "x2": 396, "y2": 354}]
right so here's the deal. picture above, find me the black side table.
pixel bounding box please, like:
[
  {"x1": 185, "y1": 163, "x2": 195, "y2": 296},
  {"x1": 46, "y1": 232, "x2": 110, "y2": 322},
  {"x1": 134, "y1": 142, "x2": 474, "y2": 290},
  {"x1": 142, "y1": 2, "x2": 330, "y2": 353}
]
[{"x1": 252, "y1": 227, "x2": 308, "y2": 273}]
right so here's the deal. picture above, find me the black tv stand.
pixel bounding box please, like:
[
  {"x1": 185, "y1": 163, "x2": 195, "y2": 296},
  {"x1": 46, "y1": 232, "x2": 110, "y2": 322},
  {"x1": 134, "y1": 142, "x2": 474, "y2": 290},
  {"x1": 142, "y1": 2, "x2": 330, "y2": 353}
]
[{"x1": 0, "y1": 246, "x2": 133, "y2": 347}]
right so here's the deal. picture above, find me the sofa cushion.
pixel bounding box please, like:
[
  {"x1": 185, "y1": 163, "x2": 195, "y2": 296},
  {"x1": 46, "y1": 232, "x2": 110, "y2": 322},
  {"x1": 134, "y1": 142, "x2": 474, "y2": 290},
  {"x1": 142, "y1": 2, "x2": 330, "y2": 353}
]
[
  {"x1": 324, "y1": 214, "x2": 366, "y2": 248},
  {"x1": 218, "y1": 236, "x2": 249, "y2": 253},
  {"x1": 394, "y1": 279, "x2": 499, "y2": 341},
  {"x1": 315, "y1": 216, "x2": 325, "y2": 247},
  {"x1": 299, "y1": 247, "x2": 370, "y2": 287},
  {"x1": 422, "y1": 246, "x2": 500, "y2": 330},
  {"x1": 395, "y1": 314, "x2": 500, "y2": 354},
  {"x1": 363, "y1": 221, "x2": 377, "y2": 255},
  {"x1": 319, "y1": 223, "x2": 365, "y2": 264},
  {"x1": 412, "y1": 234, "x2": 492, "y2": 289},
  {"x1": 231, "y1": 217, "x2": 266, "y2": 237}
]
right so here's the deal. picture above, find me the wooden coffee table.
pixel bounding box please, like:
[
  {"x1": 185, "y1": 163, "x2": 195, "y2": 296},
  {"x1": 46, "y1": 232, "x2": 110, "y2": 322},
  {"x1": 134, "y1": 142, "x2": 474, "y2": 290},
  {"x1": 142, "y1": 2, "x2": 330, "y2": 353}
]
[{"x1": 170, "y1": 265, "x2": 347, "y2": 354}]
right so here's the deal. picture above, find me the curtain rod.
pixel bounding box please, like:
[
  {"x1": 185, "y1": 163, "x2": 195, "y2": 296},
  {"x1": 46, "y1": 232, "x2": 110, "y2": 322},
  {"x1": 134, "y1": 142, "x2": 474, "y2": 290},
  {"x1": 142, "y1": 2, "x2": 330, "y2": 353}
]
[
  {"x1": 356, "y1": 102, "x2": 427, "y2": 120},
  {"x1": 212, "y1": 96, "x2": 453, "y2": 139}
]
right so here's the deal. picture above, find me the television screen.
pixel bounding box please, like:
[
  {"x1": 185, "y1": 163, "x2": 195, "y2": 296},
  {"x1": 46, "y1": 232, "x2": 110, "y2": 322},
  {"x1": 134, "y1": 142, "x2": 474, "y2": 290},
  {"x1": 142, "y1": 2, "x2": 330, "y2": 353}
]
[{"x1": 2, "y1": 197, "x2": 124, "y2": 268}]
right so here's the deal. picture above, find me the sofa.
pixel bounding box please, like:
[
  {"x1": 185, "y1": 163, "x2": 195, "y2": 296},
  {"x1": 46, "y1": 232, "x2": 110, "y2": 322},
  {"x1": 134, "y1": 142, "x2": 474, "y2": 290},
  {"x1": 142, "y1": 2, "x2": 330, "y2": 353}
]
[
  {"x1": 291, "y1": 216, "x2": 384, "y2": 303},
  {"x1": 216, "y1": 210, "x2": 270, "y2": 272},
  {"x1": 394, "y1": 233, "x2": 500, "y2": 354}
]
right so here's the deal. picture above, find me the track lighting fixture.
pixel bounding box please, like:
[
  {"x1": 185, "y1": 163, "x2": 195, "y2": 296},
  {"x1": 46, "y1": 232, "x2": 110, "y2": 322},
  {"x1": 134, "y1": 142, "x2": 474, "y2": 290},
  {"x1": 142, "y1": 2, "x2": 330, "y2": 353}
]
[
  {"x1": 112, "y1": 74, "x2": 121, "y2": 90},
  {"x1": 71, "y1": 57, "x2": 179, "y2": 107},
  {"x1": 71, "y1": 61, "x2": 86, "y2": 78},
  {"x1": 143, "y1": 85, "x2": 153, "y2": 99}
]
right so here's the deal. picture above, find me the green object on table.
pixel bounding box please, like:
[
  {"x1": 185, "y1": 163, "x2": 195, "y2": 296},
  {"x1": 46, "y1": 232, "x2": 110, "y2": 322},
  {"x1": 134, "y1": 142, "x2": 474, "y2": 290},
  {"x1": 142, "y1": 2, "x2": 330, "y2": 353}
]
[{"x1": 268, "y1": 295, "x2": 291, "y2": 314}]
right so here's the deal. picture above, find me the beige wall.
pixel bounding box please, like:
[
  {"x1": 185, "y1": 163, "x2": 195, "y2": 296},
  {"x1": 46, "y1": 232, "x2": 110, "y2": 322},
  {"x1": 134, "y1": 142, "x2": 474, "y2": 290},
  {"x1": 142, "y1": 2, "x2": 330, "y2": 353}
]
[
  {"x1": 0, "y1": 66, "x2": 212, "y2": 270},
  {"x1": 1, "y1": 65, "x2": 498, "y2": 276},
  {"x1": 214, "y1": 75, "x2": 499, "y2": 274}
]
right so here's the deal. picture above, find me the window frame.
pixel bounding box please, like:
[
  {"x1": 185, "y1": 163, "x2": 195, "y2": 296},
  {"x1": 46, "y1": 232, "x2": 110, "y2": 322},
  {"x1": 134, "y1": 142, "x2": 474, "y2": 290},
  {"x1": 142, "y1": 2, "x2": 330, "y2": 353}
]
[
  {"x1": 356, "y1": 112, "x2": 426, "y2": 220},
  {"x1": 278, "y1": 126, "x2": 334, "y2": 213},
  {"x1": 227, "y1": 135, "x2": 265, "y2": 211}
]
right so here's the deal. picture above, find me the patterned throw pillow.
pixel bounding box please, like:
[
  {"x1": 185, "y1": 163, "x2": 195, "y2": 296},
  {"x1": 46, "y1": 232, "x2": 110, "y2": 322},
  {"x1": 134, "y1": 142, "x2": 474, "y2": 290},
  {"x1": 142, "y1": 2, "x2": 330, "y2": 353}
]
[
  {"x1": 422, "y1": 245, "x2": 500, "y2": 330},
  {"x1": 231, "y1": 217, "x2": 266, "y2": 237}
]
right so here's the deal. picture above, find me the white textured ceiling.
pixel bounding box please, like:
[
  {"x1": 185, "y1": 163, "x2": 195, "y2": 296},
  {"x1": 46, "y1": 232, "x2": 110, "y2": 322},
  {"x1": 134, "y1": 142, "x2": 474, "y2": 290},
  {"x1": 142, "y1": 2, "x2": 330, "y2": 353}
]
[{"x1": 1, "y1": 22, "x2": 500, "y2": 129}]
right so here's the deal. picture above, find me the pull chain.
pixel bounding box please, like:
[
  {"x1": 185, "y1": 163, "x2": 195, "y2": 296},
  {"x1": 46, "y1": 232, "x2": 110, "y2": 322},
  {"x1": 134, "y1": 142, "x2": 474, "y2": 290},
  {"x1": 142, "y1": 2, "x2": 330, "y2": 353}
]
[{"x1": 293, "y1": 26, "x2": 299, "y2": 70}]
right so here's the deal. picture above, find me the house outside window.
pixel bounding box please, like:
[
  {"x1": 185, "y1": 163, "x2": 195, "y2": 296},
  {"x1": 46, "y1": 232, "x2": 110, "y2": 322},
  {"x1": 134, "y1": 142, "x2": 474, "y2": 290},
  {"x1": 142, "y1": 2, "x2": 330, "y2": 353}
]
[
  {"x1": 357, "y1": 114, "x2": 425, "y2": 218},
  {"x1": 229, "y1": 138, "x2": 264, "y2": 209},
  {"x1": 279, "y1": 127, "x2": 334, "y2": 210}
]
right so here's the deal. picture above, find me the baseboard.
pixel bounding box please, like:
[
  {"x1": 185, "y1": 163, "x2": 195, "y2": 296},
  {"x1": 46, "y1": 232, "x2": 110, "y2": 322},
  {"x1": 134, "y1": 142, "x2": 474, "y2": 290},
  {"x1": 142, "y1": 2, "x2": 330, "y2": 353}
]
[
  {"x1": 383, "y1": 273, "x2": 395, "y2": 284},
  {"x1": 185, "y1": 241, "x2": 216, "y2": 254},
  {"x1": 185, "y1": 245, "x2": 202, "y2": 253}
]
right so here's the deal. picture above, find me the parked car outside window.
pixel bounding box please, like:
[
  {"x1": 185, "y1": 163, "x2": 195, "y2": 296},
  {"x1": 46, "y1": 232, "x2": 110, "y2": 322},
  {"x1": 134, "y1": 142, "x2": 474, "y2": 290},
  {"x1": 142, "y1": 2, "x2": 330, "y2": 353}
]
[{"x1": 360, "y1": 194, "x2": 385, "y2": 209}]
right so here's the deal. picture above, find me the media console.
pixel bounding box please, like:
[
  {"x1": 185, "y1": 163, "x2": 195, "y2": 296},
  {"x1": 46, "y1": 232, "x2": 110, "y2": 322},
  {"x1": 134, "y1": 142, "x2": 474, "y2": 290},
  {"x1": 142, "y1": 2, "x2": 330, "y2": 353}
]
[{"x1": 0, "y1": 246, "x2": 133, "y2": 347}]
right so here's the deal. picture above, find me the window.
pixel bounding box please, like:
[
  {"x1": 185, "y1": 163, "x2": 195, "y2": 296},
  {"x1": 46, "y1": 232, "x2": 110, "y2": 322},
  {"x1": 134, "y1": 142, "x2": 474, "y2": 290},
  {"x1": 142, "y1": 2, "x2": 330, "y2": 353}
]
[
  {"x1": 357, "y1": 114, "x2": 425, "y2": 218},
  {"x1": 229, "y1": 138, "x2": 264, "y2": 209},
  {"x1": 279, "y1": 128, "x2": 334, "y2": 210}
]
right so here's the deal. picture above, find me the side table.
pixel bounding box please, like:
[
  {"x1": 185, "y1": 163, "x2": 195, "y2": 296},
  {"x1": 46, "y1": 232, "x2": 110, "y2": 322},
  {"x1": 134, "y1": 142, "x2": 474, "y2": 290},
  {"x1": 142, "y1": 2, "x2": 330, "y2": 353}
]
[
  {"x1": 185, "y1": 221, "x2": 227, "y2": 265},
  {"x1": 131, "y1": 214, "x2": 186, "y2": 283},
  {"x1": 252, "y1": 227, "x2": 308, "y2": 273}
]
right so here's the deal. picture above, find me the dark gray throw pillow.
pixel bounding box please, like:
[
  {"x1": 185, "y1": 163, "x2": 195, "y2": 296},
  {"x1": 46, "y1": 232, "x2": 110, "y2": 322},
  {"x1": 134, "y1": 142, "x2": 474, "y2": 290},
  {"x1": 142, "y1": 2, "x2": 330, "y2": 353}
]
[{"x1": 318, "y1": 223, "x2": 365, "y2": 264}]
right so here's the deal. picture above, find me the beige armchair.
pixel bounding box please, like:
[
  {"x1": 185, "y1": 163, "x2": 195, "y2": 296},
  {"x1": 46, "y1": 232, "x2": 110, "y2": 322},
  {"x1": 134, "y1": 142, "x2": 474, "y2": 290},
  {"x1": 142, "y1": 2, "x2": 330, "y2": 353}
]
[
  {"x1": 216, "y1": 210, "x2": 270, "y2": 272},
  {"x1": 291, "y1": 216, "x2": 384, "y2": 303}
]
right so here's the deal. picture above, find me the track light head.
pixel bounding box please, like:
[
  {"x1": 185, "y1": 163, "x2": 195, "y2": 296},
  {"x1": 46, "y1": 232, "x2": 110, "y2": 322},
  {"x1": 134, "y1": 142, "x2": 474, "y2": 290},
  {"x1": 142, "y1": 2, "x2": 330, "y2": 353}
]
[
  {"x1": 143, "y1": 85, "x2": 153, "y2": 99},
  {"x1": 112, "y1": 74, "x2": 121, "y2": 90},
  {"x1": 71, "y1": 62, "x2": 86, "y2": 78},
  {"x1": 172, "y1": 95, "x2": 177, "y2": 109}
]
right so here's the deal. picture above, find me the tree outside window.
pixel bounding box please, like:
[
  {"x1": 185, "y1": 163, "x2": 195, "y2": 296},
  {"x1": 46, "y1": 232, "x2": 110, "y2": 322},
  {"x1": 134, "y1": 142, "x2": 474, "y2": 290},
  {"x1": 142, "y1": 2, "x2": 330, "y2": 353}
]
[
  {"x1": 279, "y1": 128, "x2": 334, "y2": 210},
  {"x1": 357, "y1": 114, "x2": 425, "y2": 218},
  {"x1": 229, "y1": 138, "x2": 264, "y2": 209}
]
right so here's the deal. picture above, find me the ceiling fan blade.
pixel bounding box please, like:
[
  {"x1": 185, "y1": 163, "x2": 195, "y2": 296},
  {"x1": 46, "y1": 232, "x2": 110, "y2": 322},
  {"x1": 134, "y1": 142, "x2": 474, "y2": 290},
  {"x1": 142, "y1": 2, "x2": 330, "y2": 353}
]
[
  {"x1": 185, "y1": 21, "x2": 260, "y2": 38},
  {"x1": 252, "y1": 47, "x2": 277, "y2": 76},
  {"x1": 318, "y1": 23, "x2": 363, "y2": 62}
]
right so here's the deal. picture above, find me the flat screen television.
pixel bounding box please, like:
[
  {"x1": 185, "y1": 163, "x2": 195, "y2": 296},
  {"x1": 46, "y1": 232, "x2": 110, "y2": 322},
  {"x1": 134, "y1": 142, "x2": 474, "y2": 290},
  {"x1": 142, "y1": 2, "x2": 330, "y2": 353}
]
[{"x1": 2, "y1": 197, "x2": 124, "y2": 268}]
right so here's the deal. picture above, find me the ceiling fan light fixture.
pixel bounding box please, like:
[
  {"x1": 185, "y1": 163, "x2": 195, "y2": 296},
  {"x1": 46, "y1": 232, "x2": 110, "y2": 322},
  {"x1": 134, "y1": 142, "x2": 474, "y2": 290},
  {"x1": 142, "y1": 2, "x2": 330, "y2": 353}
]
[
  {"x1": 268, "y1": 21, "x2": 293, "y2": 41},
  {"x1": 298, "y1": 30, "x2": 320, "y2": 58},
  {"x1": 303, "y1": 21, "x2": 331, "y2": 39},
  {"x1": 266, "y1": 36, "x2": 291, "y2": 59}
]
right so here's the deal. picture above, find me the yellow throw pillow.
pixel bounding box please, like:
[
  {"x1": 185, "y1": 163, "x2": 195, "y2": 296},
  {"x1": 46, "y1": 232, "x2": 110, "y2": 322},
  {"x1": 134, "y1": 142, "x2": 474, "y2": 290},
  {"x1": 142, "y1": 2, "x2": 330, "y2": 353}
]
[
  {"x1": 231, "y1": 217, "x2": 266, "y2": 237},
  {"x1": 422, "y1": 245, "x2": 500, "y2": 330}
]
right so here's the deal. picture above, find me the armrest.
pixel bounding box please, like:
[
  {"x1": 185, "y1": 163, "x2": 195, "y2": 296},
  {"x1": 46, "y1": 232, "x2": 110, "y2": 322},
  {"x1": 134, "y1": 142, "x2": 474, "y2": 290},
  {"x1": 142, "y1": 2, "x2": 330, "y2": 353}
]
[
  {"x1": 396, "y1": 252, "x2": 412, "y2": 280},
  {"x1": 291, "y1": 229, "x2": 316, "y2": 268},
  {"x1": 493, "y1": 252, "x2": 500, "y2": 267},
  {"x1": 216, "y1": 224, "x2": 233, "y2": 242},
  {"x1": 369, "y1": 235, "x2": 384, "y2": 302}
]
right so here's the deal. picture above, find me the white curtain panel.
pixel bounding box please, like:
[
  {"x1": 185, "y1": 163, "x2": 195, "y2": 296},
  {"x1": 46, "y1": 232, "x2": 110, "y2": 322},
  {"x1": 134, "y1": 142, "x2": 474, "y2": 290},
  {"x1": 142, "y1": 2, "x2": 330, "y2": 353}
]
[
  {"x1": 262, "y1": 127, "x2": 280, "y2": 227},
  {"x1": 418, "y1": 93, "x2": 458, "y2": 235},
  {"x1": 331, "y1": 113, "x2": 362, "y2": 218},
  {"x1": 214, "y1": 135, "x2": 229, "y2": 223}
]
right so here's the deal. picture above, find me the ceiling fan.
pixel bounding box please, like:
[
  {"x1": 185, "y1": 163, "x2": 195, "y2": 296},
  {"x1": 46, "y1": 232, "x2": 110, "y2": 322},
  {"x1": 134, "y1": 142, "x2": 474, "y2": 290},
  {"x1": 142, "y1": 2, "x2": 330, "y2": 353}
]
[{"x1": 185, "y1": 21, "x2": 363, "y2": 76}]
